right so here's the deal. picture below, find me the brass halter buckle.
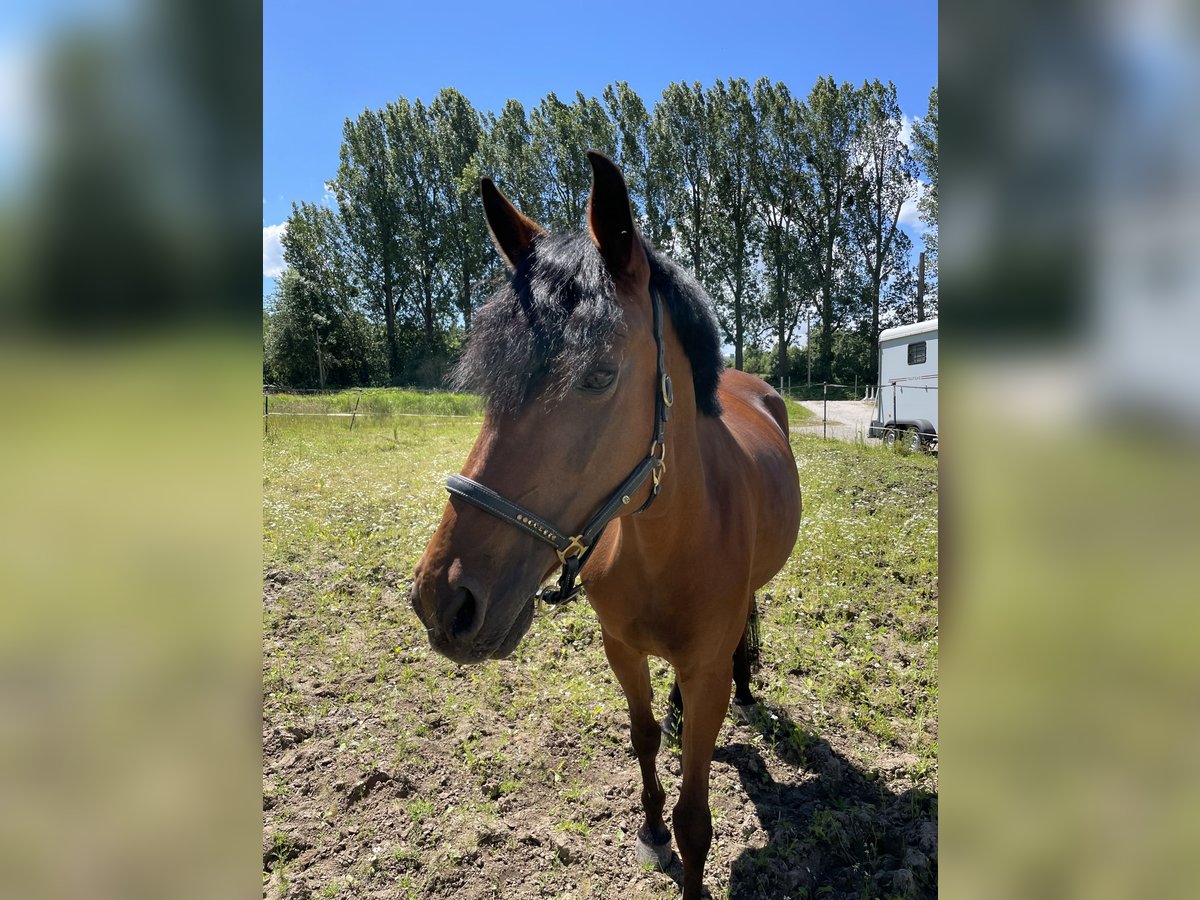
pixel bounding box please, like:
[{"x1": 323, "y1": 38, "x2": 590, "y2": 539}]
[{"x1": 557, "y1": 534, "x2": 588, "y2": 565}]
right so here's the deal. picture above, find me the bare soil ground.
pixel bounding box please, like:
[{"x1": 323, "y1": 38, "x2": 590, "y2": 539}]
[{"x1": 263, "y1": 616, "x2": 935, "y2": 900}]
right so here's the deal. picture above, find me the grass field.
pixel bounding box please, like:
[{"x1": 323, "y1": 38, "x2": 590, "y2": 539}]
[
  {"x1": 266, "y1": 387, "x2": 484, "y2": 418},
  {"x1": 263, "y1": 391, "x2": 937, "y2": 900},
  {"x1": 264, "y1": 386, "x2": 816, "y2": 426}
]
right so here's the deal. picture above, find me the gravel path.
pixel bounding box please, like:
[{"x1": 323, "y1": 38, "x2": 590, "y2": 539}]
[{"x1": 791, "y1": 399, "x2": 880, "y2": 443}]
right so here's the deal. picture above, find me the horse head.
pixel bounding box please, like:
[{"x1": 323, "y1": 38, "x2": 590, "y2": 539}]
[{"x1": 410, "y1": 152, "x2": 664, "y2": 664}]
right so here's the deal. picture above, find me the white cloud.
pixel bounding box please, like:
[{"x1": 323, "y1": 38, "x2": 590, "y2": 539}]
[
  {"x1": 263, "y1": 222, "x2": 287, "y2": 278},
  {"x1": 898, "y1": 186, "x2": 925, "y2": 230},
  {"x1": 899, "y1": 113, "x2": 915, "y2": 148}
]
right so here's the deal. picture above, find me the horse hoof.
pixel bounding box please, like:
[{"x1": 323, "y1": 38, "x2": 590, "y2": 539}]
[
  {"x1": 730, "y1": 699, "x2": 759, "y2": 723},
  {"x1": 635, "y1": 834, "x2": 673, "y2": 871}
]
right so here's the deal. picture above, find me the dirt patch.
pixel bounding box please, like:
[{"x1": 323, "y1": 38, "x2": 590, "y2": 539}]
[{"x1": 263, "y1": 579, "x2": 936, "y2": 899}]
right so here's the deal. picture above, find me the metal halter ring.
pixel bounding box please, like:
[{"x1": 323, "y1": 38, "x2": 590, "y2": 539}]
[
  {"x1": 650, "y1": 440, "x2": 667, "y2": 490},
  {"x1": 661, "y1": 374, "x2": 674, "y2": 408}
]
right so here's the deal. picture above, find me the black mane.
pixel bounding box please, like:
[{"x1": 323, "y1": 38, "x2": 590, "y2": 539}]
[{"x1": 452, "y1": 232, "x2": 724, "y2": 417}]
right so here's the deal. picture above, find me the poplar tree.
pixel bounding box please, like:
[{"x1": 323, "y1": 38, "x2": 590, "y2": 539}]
[
  {"x1": 794, "y1": 77, "x2": 861, "y2": 383},
  {"x1": 708, "y1": 78, "x2": 762, "y2": 371},
  {"x1": 430, "y1": 88, "x2": 489, "y2": 332},
  {"x1": 479, "y1": 100, "x2": 543, "y2": 226},
  {"x1": 752, "y1": 79, "x2": 811, "y2": 381},
  {"x1": 329, "y1": 109, "x2": 406, "y2": 383},
  {"x1": 848, "y1": 80, "x2": 918, "y2": 380},
  {"x1": 910, "y1": 86, "x2": 938, "y2": 304},
  {"x1": 383, "y1": 98, "x2": 450, "y2": 353},
  {"x1": 529, "y1": 92, "x2": 616, "y2": 230},
  {"x1": 649, "y1": 81, "x2": 717, "y2": 286},
  {"x1": 602, "y1": 82, "x2": 657, "y2": 236}
]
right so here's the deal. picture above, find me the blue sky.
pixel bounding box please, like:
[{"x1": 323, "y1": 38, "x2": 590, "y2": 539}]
[{"x1": 263, "y1": 0, "x2": 938, "y2": 296}]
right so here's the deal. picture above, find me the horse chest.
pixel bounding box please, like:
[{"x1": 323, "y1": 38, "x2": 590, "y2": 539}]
[
  {"x1": 586, "y1": 556, "x2": 742, "y2": 660},
  {"x1": 589, "y1": 596, "x2": 682, "y2": 658}
]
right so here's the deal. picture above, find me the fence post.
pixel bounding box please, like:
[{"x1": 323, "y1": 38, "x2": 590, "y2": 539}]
[
  {"x1": 264, "y1": 392, "x2": 268, "y2": 435},
  {"x1": 823, "y1": 382, "x2": 828, "y2": 440},
  {"x1": 349, "y1": 395, "x2": 360, "y2": 431}
]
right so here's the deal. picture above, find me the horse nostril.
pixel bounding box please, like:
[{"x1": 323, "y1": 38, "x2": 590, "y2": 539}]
[{"x1": 445, "y1": 585, "x2": 483, "y2": 641}]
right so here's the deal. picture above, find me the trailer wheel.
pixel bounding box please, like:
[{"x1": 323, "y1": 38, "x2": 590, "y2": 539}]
[{"x1": 884, "y1": 426, "x2": 922, "y2": 452}]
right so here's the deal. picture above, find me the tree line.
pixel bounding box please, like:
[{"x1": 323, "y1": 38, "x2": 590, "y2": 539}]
[{"x1": 264, "y1": 77, "x2": 938, "y2": 391}]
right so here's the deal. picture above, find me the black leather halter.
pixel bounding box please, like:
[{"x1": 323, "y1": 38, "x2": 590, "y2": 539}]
[{"x1": 445, "y1": 292, "x2": 673, "y2": 605}]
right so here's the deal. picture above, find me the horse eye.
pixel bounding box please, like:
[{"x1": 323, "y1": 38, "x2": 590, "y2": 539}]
[{"x1": 580, "y1": 368, "x2": 616, "y2": 392}]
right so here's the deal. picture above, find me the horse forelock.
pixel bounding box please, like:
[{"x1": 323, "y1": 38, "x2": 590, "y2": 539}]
[
  {"x1": 452, "y1": 233, "x2": 621, "y2": 414},
  {"x1": 452, "y1": 232, "x2": 724, "y2": 417}
]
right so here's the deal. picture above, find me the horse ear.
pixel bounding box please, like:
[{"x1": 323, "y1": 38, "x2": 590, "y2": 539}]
[
  {"x1": 586, "y1": 151, "x2": 647, "y2": 280},
  {"x1": 481, "y1": 177, "x2": 545, "y2": 270}
]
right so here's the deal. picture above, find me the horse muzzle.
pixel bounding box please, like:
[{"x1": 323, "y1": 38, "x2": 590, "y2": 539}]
[{"x1": 409, "y1": 572, "x2": 536, "y2": 664}]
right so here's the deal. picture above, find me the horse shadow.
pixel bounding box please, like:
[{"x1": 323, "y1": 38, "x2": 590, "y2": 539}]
[{"x1": 707, "y1": 703, "x2": 937, "y2": 900}]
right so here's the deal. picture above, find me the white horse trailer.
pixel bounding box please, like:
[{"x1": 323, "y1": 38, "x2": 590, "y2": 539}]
[{"x1": 869, "y1": 319, "x2": 938, "y2": 451}]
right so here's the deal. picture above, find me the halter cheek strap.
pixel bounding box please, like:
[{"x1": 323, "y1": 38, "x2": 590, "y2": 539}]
[{"x1": 444, "y1": 292, "x2": 672, "y2": 605}]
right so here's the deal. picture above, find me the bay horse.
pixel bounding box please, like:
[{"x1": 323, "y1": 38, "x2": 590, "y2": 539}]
[{"x1": 411, "y1": 152, "x2": 801, "y2": 899}]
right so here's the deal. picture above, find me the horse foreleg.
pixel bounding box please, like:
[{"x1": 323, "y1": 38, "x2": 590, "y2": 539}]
[
  {"x1": 674, "y1": 664, "x2": 733, "y2": 900},
  {"x1": 670, "y1": 604, "x2": 756, "y2": 738},
  {"x1": 601, "y1": 629, "x2": 672, "y2": 868}
]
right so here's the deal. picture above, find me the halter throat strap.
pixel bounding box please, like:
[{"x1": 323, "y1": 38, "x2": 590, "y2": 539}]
[{"x1": 445, "y1": 292, "x2": 672, "y2": 605}]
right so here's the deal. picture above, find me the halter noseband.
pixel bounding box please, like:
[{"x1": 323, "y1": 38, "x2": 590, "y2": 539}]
[{"x1": 445, "y1": 292, "x2": 672, "y2": 606}]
